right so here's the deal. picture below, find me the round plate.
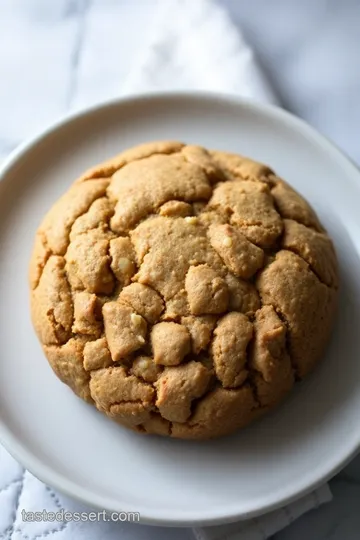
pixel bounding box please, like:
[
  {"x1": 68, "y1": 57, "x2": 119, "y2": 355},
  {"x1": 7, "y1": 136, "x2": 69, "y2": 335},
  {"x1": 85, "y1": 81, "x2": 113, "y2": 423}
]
[{"x1": 1, "y1": 93, "x2": 360, "y2": 527}]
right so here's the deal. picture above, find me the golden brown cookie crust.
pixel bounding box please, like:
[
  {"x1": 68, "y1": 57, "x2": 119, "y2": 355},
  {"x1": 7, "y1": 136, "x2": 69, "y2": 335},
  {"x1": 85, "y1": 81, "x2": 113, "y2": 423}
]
[{"x1": 29, "y1": 140, "x2": 338, "y2": 439}]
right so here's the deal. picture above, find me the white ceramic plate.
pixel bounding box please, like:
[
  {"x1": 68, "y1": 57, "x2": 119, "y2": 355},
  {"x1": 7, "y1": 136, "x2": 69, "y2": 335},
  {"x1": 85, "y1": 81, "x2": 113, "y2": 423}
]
[{"x1": 1, "y1": 93, "x2": 360, "y2": 527}]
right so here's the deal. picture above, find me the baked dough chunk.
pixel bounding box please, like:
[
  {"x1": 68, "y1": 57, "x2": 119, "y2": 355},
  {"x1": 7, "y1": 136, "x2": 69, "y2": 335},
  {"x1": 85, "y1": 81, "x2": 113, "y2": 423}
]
[{"x1": 30, "y1": 141, "x2": 338, "y2": 439}]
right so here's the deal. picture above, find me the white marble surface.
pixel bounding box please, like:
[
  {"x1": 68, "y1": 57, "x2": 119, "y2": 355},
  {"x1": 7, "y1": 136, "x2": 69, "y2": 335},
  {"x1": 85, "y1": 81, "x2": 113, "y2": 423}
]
[{"x1": 1, "y1": 1, "x2": 360, "y2": 539}]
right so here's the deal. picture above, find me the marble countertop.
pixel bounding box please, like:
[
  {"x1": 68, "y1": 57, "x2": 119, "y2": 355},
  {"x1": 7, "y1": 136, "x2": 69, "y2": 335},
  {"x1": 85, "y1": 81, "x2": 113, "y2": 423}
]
[{"x1": 1, "y1": 1, "x2": 360, "y2": 539}]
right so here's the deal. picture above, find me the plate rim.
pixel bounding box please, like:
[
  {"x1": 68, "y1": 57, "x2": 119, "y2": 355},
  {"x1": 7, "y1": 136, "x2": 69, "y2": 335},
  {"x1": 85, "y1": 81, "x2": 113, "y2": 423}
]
[{"x1": 1, "y1": 90, "x2": 360, "y2": 527}]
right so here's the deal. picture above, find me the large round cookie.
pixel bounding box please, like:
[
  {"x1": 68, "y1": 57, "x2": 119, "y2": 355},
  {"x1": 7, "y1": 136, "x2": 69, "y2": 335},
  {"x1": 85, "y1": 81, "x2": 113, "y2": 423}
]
[{"x1": 29, "y1": 141, "x2": 338, "y2": 439}]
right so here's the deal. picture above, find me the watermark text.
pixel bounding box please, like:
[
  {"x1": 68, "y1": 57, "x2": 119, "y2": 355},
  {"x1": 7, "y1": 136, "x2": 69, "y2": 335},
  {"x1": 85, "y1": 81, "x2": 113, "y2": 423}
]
[{"x1": 21, "y1": 509, "x2": 140, "y2": 523}]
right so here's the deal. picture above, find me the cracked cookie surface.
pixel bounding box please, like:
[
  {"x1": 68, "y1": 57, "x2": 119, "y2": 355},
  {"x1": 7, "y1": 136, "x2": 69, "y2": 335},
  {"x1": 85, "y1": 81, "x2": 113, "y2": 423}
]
[{"x1": 29, "y1": 140, "x2": 339, "y2": 439}]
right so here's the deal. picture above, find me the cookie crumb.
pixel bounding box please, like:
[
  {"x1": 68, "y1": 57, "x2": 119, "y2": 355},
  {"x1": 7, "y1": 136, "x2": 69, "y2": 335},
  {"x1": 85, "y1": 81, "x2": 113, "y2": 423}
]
[
  {"x1": 184, "y1": 216, "x2": 198, "y2": 225},
  {"x1": 131, "y1": 313, "x2": 144, "y2": 328},
  {"x1": 223, "y1": 236, "x2": 233, "y2": 247}
]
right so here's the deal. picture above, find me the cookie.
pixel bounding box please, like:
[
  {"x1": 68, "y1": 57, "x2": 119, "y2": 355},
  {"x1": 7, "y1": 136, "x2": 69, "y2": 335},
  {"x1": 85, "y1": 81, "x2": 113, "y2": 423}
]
[{"x1": 29, "y1": 141, "x2": 339, "y2": 439}]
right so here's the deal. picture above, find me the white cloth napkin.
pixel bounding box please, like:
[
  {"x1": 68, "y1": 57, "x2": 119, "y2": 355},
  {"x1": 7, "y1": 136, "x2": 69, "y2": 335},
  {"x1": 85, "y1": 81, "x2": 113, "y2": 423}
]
[
  {"x1": 0, "y1": 1, "x2": 332, "y2": 539},
  {"x1": 122, "y1": 0, "x2": 279, "y2": 103}
]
